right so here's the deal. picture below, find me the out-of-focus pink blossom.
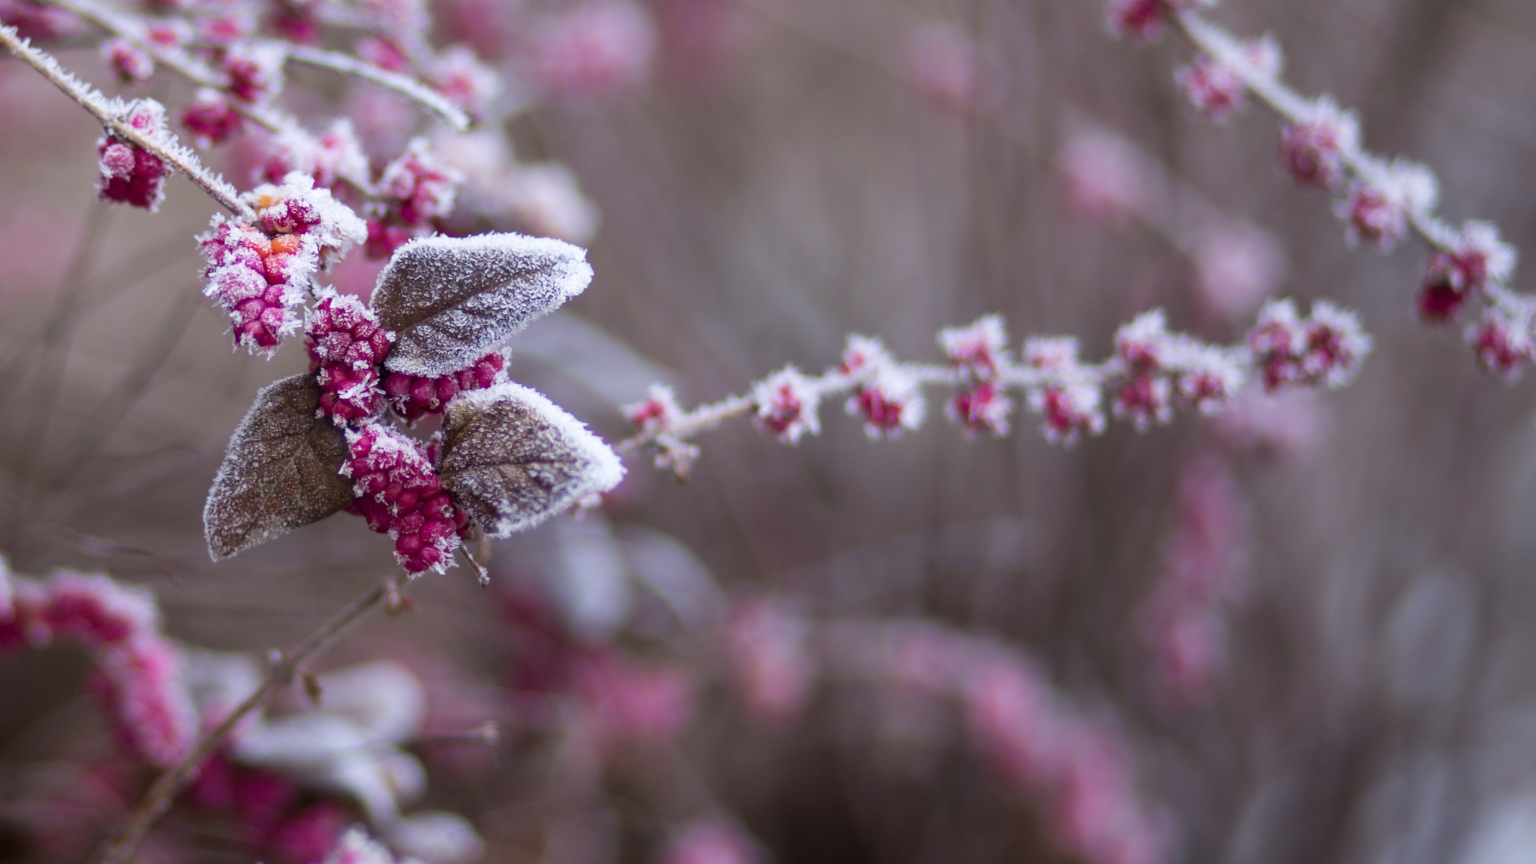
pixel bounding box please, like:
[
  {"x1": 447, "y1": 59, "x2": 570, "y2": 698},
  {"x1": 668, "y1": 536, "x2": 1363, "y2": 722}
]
[
  {"x1": 899, "y1": 23, "x2": 981, "y2": 114},
  {"x1": 103, "y1": 37, "x2": 153, "y2": 83},
  {"x1": 1059, "y1": 131, "x2": 1154, "y2": 223},
  {"x1": 1140, "y1": 455, "x2": 1249, "y2": 704},
  {"x1": 575, "y1": 653, "x2": 694, "y2": 745},
  {"x1": 658, "y1": 819, "x2": 761, "y2": 864},
  {"x1": 1193, "y1": 224, "x2": 1286, "y2": 321},
  {"x1": 430, "y1": 45, "x2": 501, "y2": 120},
  {"x1": 529, "y1": 0, "x2": 658, "y2": 99},
  {"x1": 182, "y1": 88, "x2": 243, "y2": 146},
  {"x1": 645, "y1": 0, "x2": 754, "y2": 87},
  {"x1": 1212, "y1": 387, "x2": 1327, "y2": 459},
  {"x1": 725, "y1": 599, "x2": 813, "y2": 721}
]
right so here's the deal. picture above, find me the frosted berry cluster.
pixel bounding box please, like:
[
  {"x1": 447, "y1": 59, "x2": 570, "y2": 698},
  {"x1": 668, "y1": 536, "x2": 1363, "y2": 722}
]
[
  {"x1": 940, "y1": 315, "x2": 1015, "y2": 436},
  {"x1": 1247, "y1": 300, "x2": 1371, "y2": 390},
  {"x1": 1173, "y1": 36, "x2": 1279, "y2": 121},
  {"x1": 307, "y1": 293, "x2": 394, "y2": 423},
  {"x1": 0, "y1": 565, "x2": 196, "y2": 768},
  {"x1": 1108, "y1": 310, "x2": 1247, "y2": 430},
  {"x1": 342, "y1": 426, "x2": 472, "y2": 575},
  {"x1": 840, "y1": 335, "x2": 926, "y2": 439},
  {"x1": 383, "y1": 352, "x2": 505, "y2": 421},
  {"x1": 198, "y1": 173, "x2": 367, "y2": 354},
  {"x1": 751, "y1": 367, "x2": 821, "y2": 444},
  {"x1": 367, "y1": 139, "x2": 464, "y2": 259},
  {"x1": 96, "y1": 99, "x2": 172, "y2": 211}
]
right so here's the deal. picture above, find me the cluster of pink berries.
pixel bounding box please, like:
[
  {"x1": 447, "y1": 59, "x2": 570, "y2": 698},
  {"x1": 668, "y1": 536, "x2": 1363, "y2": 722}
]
[
  {"x1": 1247, "y1": 299, "x2": 1373, "y2": 390},
  {"x1": 0, "y1": 565, "x2": 196, "y2": 768},
  {"x1": 198, "y1": 173, "x2": 367, "y2": 353},
  {"x1": 384, "y1": 352, "x2": 505, "y2": 421},
  {"x1": 341, "y1": 426, "x2": 472, "y2": 575},
  {"x1": 367, "y1": 139, "x2": 464, "y2": 259},
  {"x1": 96, "y1": 99, "x2": 172, "y2": 210},
  {"x1": 939, "y1": 315, "x2": 1015, "y2": 436},
  {"x1": 306, "y1": 293, "x2": 394, "y2": 423}
]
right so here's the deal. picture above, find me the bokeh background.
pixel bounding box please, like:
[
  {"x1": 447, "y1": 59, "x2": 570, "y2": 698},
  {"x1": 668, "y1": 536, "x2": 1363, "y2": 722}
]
[{"x1": 6, "y1": 0, "x2": 1536, "y2": 861}]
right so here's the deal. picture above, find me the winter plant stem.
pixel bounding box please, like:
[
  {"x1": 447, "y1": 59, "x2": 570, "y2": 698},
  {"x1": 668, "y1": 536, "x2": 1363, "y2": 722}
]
[
  {"x1": 284, "y1": 44, "x2": 470, "y2": 131},
  {"x1": 0, "y1": 24, "x2": 252, "y2": 218},
  {"x1": 1172, "y1": 11, "x2": 1470, "y2": 264},
  {"x1": 92, "y1": 576, "x2": 403, "y2": 864}
]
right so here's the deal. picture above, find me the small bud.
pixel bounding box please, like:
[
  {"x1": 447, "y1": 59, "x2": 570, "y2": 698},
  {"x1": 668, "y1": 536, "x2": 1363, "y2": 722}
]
[{"x1": 752, "y1": 367, "x2": 821, "y2": 443}]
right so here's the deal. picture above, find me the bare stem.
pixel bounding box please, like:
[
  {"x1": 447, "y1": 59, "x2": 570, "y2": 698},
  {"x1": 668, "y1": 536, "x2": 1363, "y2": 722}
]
[
  {"x1": 0, "y1": 25, "x2": 251, "y2": 217},
  {"x1": 91, "y1": 576, "x2": 400, "y2": 864},
  {"x1": 285, "y1": 43, "x2": 470, "y2": 131}
]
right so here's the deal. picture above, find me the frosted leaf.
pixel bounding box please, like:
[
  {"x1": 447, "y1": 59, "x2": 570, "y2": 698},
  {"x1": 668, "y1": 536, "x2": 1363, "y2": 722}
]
[
  {"x1": 437, "y1": 382, "x2": 625, "y2": 536},
  {"x1": 371, "y1": 233, "x2": 593, "y2": 377},
  {"x1": 204, "y1": 374, "x2": 356, "y2": 559}
]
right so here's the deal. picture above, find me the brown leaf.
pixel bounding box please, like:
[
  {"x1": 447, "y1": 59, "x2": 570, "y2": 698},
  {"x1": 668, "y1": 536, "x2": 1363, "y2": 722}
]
[
  {"x1": 437, "y1": 382, "x2": 624, "y2": 536},
  {"x1": 371, "y1": 233, "x2": 593, "y2": 377},
  {"x1": 204, "y1": 374, "x2": 356, "y2": 559}
]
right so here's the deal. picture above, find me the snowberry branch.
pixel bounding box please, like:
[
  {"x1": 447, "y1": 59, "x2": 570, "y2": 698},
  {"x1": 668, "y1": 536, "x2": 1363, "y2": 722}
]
[
  {"x1": 1113, "y1": 1, "x2": 1536, "y2": 378},
  {"x1": 93, "y1": 576, "x2": 404, "y2": 864},
  {"x1": 0, "y1": 23, "x2": 250, "y2": 217},
  {"x1": 617, "y1": 301, "x2": 1371, "y2": 478}
]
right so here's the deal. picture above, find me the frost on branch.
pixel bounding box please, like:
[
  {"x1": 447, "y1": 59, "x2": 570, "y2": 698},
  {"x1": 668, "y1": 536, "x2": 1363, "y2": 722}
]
[
  {"x1": 371, "y1": 233, "x2": 594, "y2": 377},
  {"x1": 204, "y1": 374, "x2": 356, "y2": 559},
  {"x1": 621, "y1": 302, "x2": 1372, "y2": 475},
  {"x1": 437, "y1": 381, "x2": 625, "y2": 536}
]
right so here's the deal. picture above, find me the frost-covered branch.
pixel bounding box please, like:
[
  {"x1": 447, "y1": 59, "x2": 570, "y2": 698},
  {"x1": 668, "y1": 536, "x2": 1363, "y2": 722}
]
[
  {"x1": 618, "y1": 301, "x2": 1371, "y2": 478},
  {"x1": 0, "y1": 23, "x2": 249, "y2": 216},
  {"x1": 1108, "y1": 0, "x2": 1536, "y2": 378},
  {"x1": 285, "y1": 43, "x2": 470, "y2": 131}
]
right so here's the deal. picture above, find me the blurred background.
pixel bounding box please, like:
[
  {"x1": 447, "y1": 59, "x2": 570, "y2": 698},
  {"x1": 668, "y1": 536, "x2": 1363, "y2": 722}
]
[{"x1": 5, "y1": 0, "x2": 1536, "y2": 861}]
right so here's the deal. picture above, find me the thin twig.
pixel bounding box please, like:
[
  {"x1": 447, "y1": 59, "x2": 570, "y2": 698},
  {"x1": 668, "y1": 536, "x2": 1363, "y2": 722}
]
[
  {"x1": 92, "y1": 577, "x2": 400, "y2": 864},
  {"x1": 285, "y1": 43, "x2": 470, "y2": 130},
  {"x1": 0, "y1": 24, "x2": 251, "y2": 217}
]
